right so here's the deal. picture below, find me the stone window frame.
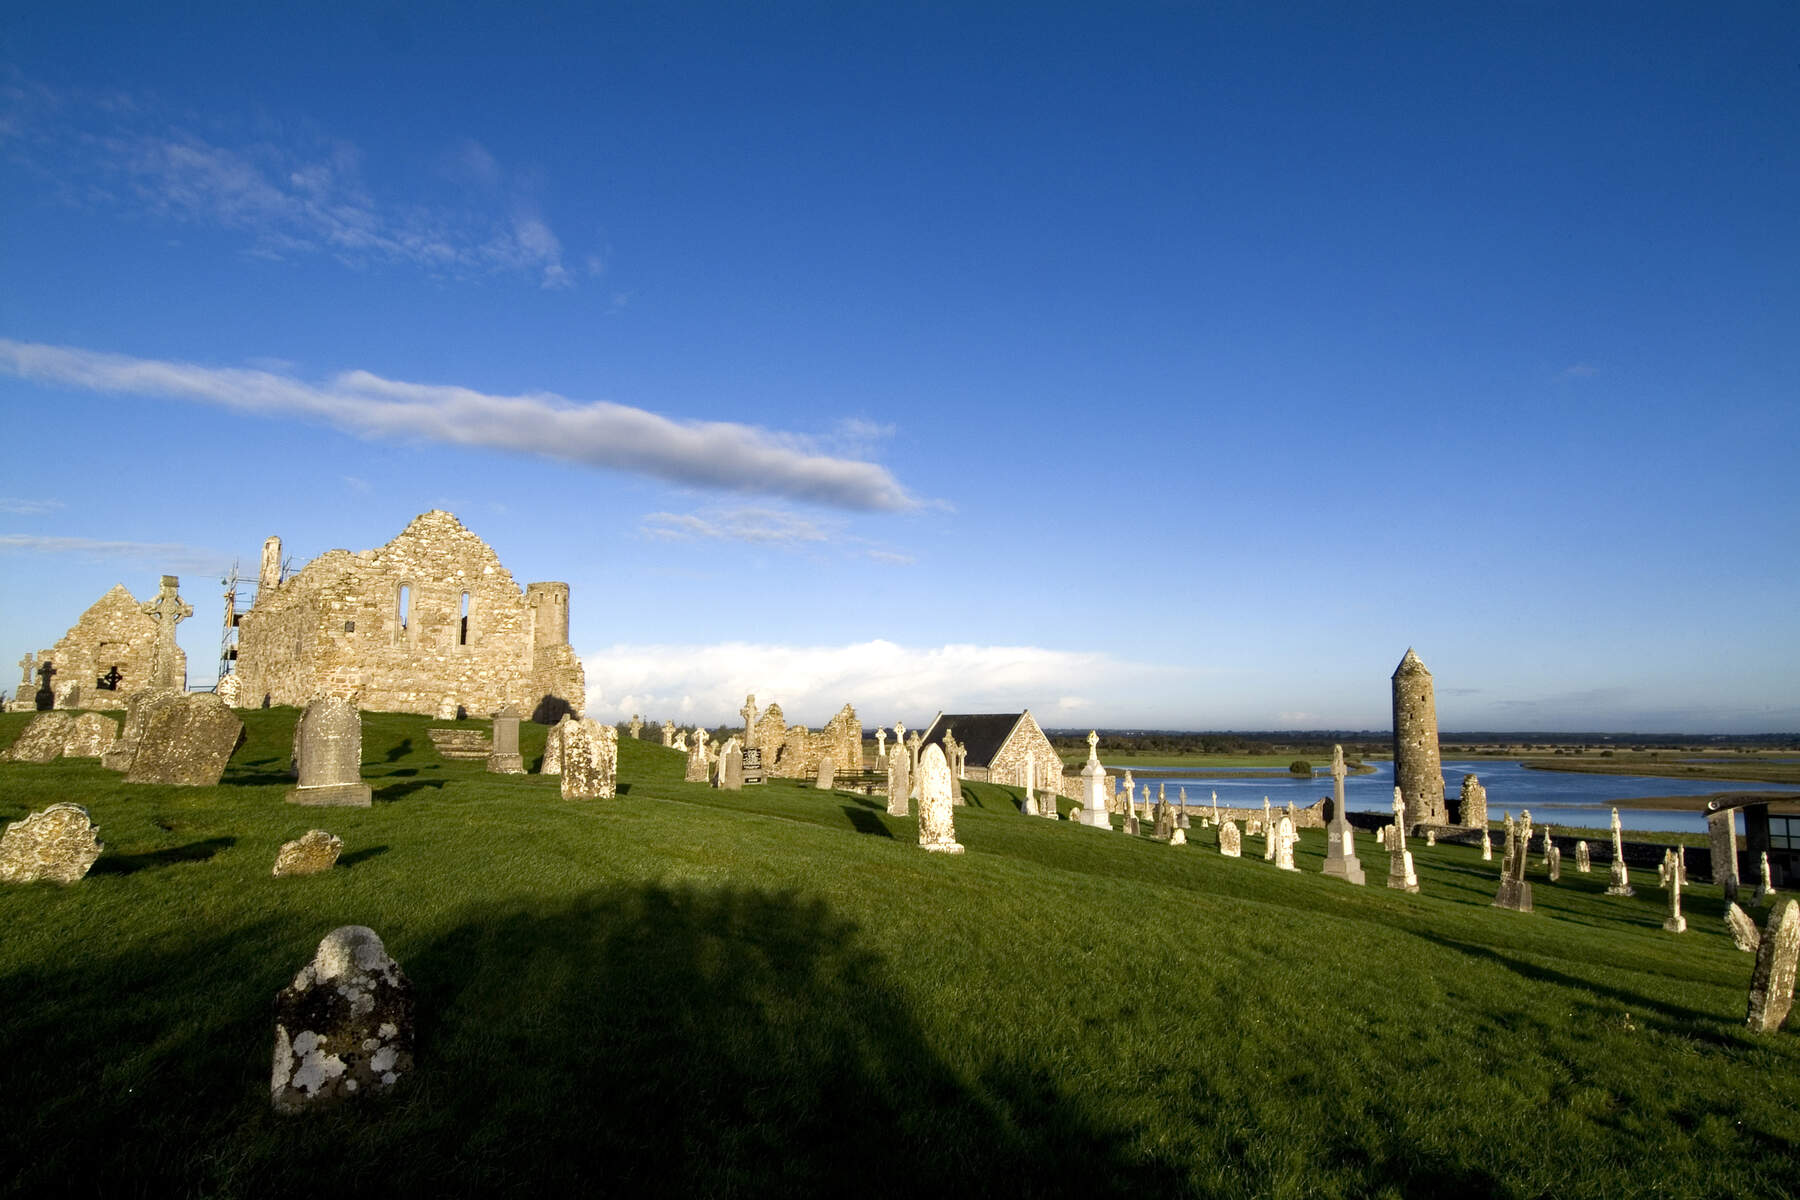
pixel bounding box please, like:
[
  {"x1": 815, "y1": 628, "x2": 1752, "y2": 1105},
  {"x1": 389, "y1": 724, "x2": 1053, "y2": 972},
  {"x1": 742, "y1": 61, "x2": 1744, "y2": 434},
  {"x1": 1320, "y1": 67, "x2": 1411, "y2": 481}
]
[
  {"x1": 457, "y1": 590, "x2": 472, "y2": 649},
  {"x1": 394, "y1": 581, "x2": 414, "y2": 644}
]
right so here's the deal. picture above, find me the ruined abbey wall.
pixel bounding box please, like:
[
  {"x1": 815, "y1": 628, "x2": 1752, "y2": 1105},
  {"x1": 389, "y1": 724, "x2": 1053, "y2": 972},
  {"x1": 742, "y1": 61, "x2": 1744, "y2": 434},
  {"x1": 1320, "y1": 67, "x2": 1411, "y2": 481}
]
[
  {"x1": 234, "y1": 510, "x2": 584, "y2": 720},
  {"x1": 749, "y1": 701, "x2": 864, "y2": 777},
  {"x1": 28, "y1": 584, "x2": 178, "y2": 710}
]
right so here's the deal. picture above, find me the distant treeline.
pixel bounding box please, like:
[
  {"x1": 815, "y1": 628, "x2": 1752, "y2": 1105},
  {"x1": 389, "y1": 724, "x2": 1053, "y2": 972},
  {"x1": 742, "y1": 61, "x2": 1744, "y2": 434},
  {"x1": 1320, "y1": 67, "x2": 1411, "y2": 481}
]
[{"x1": 1044, "y1": 730, "x2": 1800, "y2": 756}]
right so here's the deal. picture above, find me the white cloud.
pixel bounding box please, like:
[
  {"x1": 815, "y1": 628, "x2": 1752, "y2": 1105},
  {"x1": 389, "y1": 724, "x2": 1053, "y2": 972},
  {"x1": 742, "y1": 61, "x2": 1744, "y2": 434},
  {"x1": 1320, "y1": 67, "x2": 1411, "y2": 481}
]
[
  {"x1": 641, "y1": 507, "x2": 832, "y2": 545},
  {"x1": 0, "y1": 339, "x2": 920, "y2": 511},
  {"x1": 583, "y1": 639, "x2": 1172, "y2": 727},
  {"x1": 1560, "y1": 363, "x2": 1598, "y2": 380},
  {"x1": 0, "y1": 533, "x2": 229, "y2": 575},
  {"x1": 0, "y1": 497, "x2": 63, "y2": 515}
]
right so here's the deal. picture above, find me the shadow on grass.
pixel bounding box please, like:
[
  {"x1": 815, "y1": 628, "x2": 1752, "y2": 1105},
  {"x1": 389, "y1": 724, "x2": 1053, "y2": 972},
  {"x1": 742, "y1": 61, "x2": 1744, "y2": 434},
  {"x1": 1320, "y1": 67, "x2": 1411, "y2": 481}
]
[
  {"x1": 338, "y1": 845, "x2": 388, "y2": 867},
  {"x1": 376, "y1": 780, "x2": 445, "y2": 803},
  {"x1": 840, "y1": 806, "x2": 894, "y2": 839},
  {"x1": 385, "y1": 738, "x2": 413, "y2": 762},
  {"x1": 92, "y1": 836, "x2": 237, "y2": 875}
]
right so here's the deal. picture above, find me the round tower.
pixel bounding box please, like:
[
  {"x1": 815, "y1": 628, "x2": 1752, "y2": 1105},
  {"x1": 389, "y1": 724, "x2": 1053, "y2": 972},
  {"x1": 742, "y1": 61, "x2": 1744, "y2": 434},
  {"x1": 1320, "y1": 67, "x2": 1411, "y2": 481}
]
[
  {"x1": 525, "y1": 582, "x2": 570, "y2": 647},
  {"x1": 1391, "y1": 648, "x2": 1447, "y2": 826},
  {"x1": 258, "y1": 535, "x2": 282, "y2": 598}
]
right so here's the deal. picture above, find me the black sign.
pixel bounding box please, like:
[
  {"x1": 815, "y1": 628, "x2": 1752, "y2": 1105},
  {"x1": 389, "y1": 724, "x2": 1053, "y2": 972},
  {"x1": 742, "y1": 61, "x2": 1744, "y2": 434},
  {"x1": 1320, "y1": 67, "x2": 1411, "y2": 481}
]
[{"x1": 741, "y1": 747, "x2": 766, "y2": 784}]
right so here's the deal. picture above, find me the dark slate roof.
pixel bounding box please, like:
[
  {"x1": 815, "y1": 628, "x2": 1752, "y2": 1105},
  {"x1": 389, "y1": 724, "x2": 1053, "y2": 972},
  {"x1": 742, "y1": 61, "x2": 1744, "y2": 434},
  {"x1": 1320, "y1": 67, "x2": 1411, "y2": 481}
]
[{"x1": 917, "y1": 713, "x2": 1027, "y2": 769}]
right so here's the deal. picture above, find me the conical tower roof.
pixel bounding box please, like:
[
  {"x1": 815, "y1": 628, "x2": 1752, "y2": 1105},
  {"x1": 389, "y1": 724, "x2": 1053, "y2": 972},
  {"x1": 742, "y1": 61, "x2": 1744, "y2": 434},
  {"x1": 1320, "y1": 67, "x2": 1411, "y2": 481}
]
[{"x1": 1392, "y1": 647, "x2": 1431, "y2": 678}]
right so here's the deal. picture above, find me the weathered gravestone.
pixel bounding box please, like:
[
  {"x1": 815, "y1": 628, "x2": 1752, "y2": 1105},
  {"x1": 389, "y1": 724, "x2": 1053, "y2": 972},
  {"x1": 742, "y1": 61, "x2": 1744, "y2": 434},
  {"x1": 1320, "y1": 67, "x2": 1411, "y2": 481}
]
[
  {"x1": 916, "y1": 744, "x2": 963, "y2": 854},
  {"x1": 214, "y1": 672, "x2": 242, "y2": 707},
  {"x1": 1169, "y1": 822, "x2": 1186, "y2": 846},
  {"x1": 271, "y1": 926, "x2": 414, "y2": 1114},
  {"x1": 628, "y1": 714, "x2": 642, "y2": 740},
  {"x1": 1546, "y1": 838, "x2": 1561, "y2": 883},
  {"x1": 1662, "y1": 849, "x2": 1687, "y2": 933},
  {"x1": 124, "y1": 693, "x2": 243, "y2": 786},
  {"x1": 0, "y1": 803, "x2": 104, "y2": 884},
  {"x1": 685, "y1": 733, "x2": 711, "y2": 783},
  {"x1": 1575, "y1": 840, "x2": 1591, "y2": 872},
  {"x1": 1457, "y1": 773, "x2": 1489, "y2": 828},
  {"x1": 1387, "y1": 788, "x2": 1419, "y2": 893},
  {"x1": 539, "y1": 715, "x2": 572, "y2": 775},
  {"x1": 1494, "y1": 810, "x2": 1533, "y2": 912},
  {"x1": 486, "y1": 706, "x2": 524, "y2": 774},
  {"x1": 1322, "y1": 745, "x2": 1365, "y2": 885},
  {"x1": 273, "y1": 830, "x2": 344, "y2": 877},
  {"x1": 1275, "y1": 815, "x2": 1298, "y2": 871},
  {"x1": 661, "y1": 720, "x2": 675, "y2": 747},
  {"x1": 1726, "y1": 903, "x2": 1761, "y2": 953},
  {"x1": 720, "y1": 741, "x2": 744, "y2": 790},
  {"x1": 62, "y1": 712, "x2": 118, "y2": 759},
  {"x1": 1755, "y1": 852, "x2": 1776, "y2": 905},
  {"x1": 886, "y1": 742, "x2": 911, "y2": 816},
  {"x1": 741, "y1": 746, "x2": 766, "y2": 786},
  {"x1": 1708, "y1": 810, "x2": 1740, "y2": 903},
  {"x1": 1, "y1": 711, "x2": 74, "y2": 762},
  {"x1": 101, "y1": 687, "x2": 183, "y2": 771},
  {"x1": 1077, "y1": 731, "x2": 1110, "y2": 829},
  {"x1": 1219, "y1": 820, "x2": 1242, "y2": 857},
  {"x1": 285, "y1": 696, "x2": 372, "y2": 807},
  {"x1": 1605, "y1": 808, "x2": 1635, "y2": 896},
  {"x1": 560, "y1": 719, "x2": 618, "y2": 800},
  {"x1": 1263, "y1": 797, "x2": 1276, "y2": 861},
  {"x1": 1745, "y1": 900, "x2": 1799, "y2": 1034},
  {"x1": 1425, "y1": 829, "x2": 1436, "y2": 847},
  {"x1": 1481, "y1": 828, "x2": 1492, "y2": 861}
]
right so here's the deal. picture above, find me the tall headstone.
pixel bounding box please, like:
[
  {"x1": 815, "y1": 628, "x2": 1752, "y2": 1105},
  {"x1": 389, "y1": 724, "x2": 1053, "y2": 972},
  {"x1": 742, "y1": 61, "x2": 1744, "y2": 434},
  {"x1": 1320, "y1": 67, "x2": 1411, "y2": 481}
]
[
  {"x1": 1662, "y1": 849, "x2": 1687, "y2": 933},
  {"x1": 943, "y1": 729, "x2": 964, "y2": 799},
  {"x1": 1575, "y1": 840, "x2": 1591, "y2": 872},
  {"x1": 1708, "y1": 810, "x2": 1740, "y2": 903},
  {"x1": 1494, "y1": 810, "x2": 1533, "y2": 912},
  {"x1": 628, "y1": 714, "x2": 642, "y2": 740},
  {"x1": 1321, "y1": 744, "x2": 1366, "y2": 885},
  {"x1": 876, "y1": 726, "x2": 888, "y2": 763},
  {"x1": 1605, "y1": 808, "x2": 1635, "y2": 896},
  {"x1": 741, "y1": 696, "x2": 759, "y2": 748},
  {"x1": 486, "y1": 706, "x2": 524, "y2": 774},
  {"x1": 815, "y1": 755, "x2": 836, "y2": 791},
  {"x1": 917, "y1": 744, "x2": 963, "y2": 854},
  {"x1": 1391, "y1": 648, "x2": 1446, "y2": 825},
  {"x1": 1275, "y1": 815, "x2": 1298, "y2": 871},
  {"x1": 1155, "y1": 791, "x2": 1175, "y2": 841},
  {"x1": 540, "y1": 715, "x2": 573, "y2": 775},
  {"x1": 886, "y1": 738, "x2": 911, "y2": 816},
  {"x1": 1387, "y1": 787, "x2": 1419, "y2": 892},
  {"x1": 124, "y1": 693, "x2": 243, "y2": 786},
  {"x1": 0, "y1": 803, "x2": 104, "y2": 884},
  {"x1": 1078, "y1": 731, "x2": 1111, "y2": 830},
  {"x1": 905, "y1": 731, "x2": 921, "y2": 801},
  {"x1": 14, "y1": 652, "x2": 35, "y2": 709},
  {"x1": 1755, "y1": 852, "x2": 1776, "y2": 905},
  {"x1": 1177, "y1": 786, "x2": 1190, "y2": 829},
  {"x1": 1219, "y1": 820, "x2": 1242, "y2": 857},
  {"x1": 720, "y1": 741, "x2": 744, "y2": 790},
  {"x1": 1457, "y1": 773, "x2": 1489, "y2": 828},
  {"x1": 271, "y1": 926, "x2": 414, "y2": 1113},
  {"x1": 1745, "y1": 900, "x2": 1799, "y2": 1034},
  {"x1": 141, "y1": 575, "x2": 193, "y2": 690},
  {"x1": 685, "y1": 733, "x2": 711, "y2": 783},
  {"x1": 560, "y1": 718, "x2": 617, "y2": 800},
  {"x1": 1726, "y1": 903, "x2": 1761, "y2": 953},
  {"x1": 286, "y1": 696, "x2": 372, "y2": 807},
  {"x1": 1481, "y1": 828, "x2": 1493, "y2": 861},
  {"x1": 1263, "y1": 797, "x2": 1276, "y2": 861},
  {"x1": 661, "y1": 720, "x2": 675, "y2": 747}
]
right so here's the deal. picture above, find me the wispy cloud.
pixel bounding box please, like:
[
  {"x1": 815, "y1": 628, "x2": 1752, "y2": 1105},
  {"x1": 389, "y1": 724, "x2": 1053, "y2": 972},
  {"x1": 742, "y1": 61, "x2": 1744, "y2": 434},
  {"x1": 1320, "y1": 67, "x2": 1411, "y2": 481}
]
[
  {"x1": 1560, "y1": 363, "x2": 1599, "y2": 380},
  {"x1": 0, "y1": 533, "x2": 230, "y2": 575},
  {"x1": 0, "y1": 339, "x2": 920, "y2": 511},
  {"x1": 639, "y1": 506, "x2": 917, "y2": 561},
  {"x1": 0, "y1": 497, "x2": 64, "y2": 515},
  {"x1": 3, "y1": 79, "x2": 575, "y2": 287},
  {"x1": 583, "y1": 639, "x2": 1174, "y2": 726}
]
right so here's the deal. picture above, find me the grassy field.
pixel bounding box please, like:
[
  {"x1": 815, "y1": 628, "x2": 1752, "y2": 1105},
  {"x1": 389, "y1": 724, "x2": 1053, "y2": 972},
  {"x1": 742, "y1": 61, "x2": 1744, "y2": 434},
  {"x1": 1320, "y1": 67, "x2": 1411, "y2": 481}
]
[
  {"x1": 1523, "y1": 756, "x2": 1800, "y2": 786},
  {"x1": 3, "y1": 708, "x2": 1798, "y2": 1197}
]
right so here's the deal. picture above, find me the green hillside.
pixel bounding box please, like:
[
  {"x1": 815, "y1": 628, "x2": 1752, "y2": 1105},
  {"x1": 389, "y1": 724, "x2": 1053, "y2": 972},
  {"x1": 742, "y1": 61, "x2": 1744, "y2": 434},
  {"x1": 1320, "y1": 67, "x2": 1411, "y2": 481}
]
[{"x1": 2, "y1": 708, "x2": 1796, "y2": 1197}]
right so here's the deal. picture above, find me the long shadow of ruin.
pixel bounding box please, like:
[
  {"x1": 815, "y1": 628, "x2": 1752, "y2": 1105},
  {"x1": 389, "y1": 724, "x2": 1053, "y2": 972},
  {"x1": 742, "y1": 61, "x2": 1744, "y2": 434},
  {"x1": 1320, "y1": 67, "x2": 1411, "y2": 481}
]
[
  {"x1": 91, "y1": 836, "x2": 238, "y2": 874},
  {"x1": 840, "y1": 805, "x2": 894, "y2": 839}
]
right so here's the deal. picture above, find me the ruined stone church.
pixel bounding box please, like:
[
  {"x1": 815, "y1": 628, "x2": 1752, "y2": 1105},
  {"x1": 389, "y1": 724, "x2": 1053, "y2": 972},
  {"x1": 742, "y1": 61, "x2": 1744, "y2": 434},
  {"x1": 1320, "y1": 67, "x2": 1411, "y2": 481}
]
[
  {"x1": 8, "y1": 578, "x2": 189, "y2": 711},
  {"x1": 232, "y1": 510, "x2": 585, "y2": 721}
]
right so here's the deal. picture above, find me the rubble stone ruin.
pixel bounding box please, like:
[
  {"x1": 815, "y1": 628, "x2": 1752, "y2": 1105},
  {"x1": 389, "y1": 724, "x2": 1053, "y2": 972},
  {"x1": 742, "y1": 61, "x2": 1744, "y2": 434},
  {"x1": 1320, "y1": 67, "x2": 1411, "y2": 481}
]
[
  {"x1": 286, "y1": 696, "x2": 373, "y2": 807},
  {"x1": 1391, "y1": 649, "x2": 1447, "y2": 825},
  {"x1": 234, "y1": 512, "x2": 583, "y2": 723},
  {"x1": 7, "y1": 577, "x2": 190, "y2": 712},
  {"x1": 1456, "y1": 773, "x2": 1489, "y2": 828},
  {"x1": 271, "y1": 926, "x2": 415, "y2": 1113}
]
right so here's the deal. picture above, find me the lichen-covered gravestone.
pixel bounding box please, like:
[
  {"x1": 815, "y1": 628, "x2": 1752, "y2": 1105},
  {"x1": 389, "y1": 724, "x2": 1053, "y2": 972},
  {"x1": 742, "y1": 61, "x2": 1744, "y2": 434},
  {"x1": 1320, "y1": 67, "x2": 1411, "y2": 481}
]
[
  {"x1": 540, "y1": 715, "x2": 572, "y2": 775},
  {"x1": 1493, "y1": 811, "x2": 1533, "y2": 912},
  {"x1": 1745, "y1": 900, "x2": 1799, "y2": 1034},
  {"x1": 1662, "y1": 848, "x2": 1687, "y2": 933},
  {"x1": 1275, "y1": 815, "x2": 1298, "y2": 871},
  {"x1": 886, "y1": 742, "x2": 911, "y2": 817},
  {"x1": 1575, "y1": 840, "x2": 1591, "y2": 872},
  {"x1": 61, "y1": 712, "x2": 118, "y2": 759},
  {"x1": 124, "y1": 693, "x2": 243, "y2": 786},
  {"x1": 486, "y1": 706, "x2": 524, "y2": 774},
  {"x1": 1219, "y1": 820, "x2": 1242, "y2": 857},
  {"x1": 273, "y1": 830, "x2": 344, "y2": 877},
  {"x1": 815, "y1": 756, "x2": 836, "y2": 791},
  {"x1": 1, "y1": 711, "x2": 75, "y2": 762},
  {"x1": 0, "y1": 803, "x2": 104, "y2": 884},
  {"x1": 285, "y1": 696, "x2": 372, "y2": 807},
  {"x1": 720, "y1": 741, "x2": 744, "y2": 790},
  {"x1": 560, "y1": 718, "x2": 617, "y2": 800},
  {"x1": 271, "y1": 926, "x2": 414, "y2": 1113},
  {"x1": 916, "y1": 744, "x2": 963, "y2": 854},
  {"x1": 685, "y1": 734, "x2": 711, "y2": 783},
  {"x1": 1708, "y1": 809, "x2": 1740, "y2": 902},
  {"x1": 1605, "y1": 807, "x2": 1635, "y2": 897},
  {"x1": 1726, "y1": 903, "x2": 1761, "y2": 953},
  {"x1": 101, "y1": 687, "x2": 183, "y2": 771}
]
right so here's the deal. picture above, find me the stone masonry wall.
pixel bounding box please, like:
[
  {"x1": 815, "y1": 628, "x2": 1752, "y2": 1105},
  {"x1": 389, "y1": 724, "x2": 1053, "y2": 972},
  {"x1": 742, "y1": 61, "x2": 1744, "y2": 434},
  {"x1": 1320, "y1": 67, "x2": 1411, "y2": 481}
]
[
  {"x1": 35, "y1": 584, "x2": 178, "y2": 710},
  {"x1": 982, "y1": 712, "x2": 1059, "y2": 789},
  {"x1": 234, "y1": 510, "x2": 584, "y2": 720},
  {"x1": 763, "y1": 703, "x2": 863, "y2": 778}
]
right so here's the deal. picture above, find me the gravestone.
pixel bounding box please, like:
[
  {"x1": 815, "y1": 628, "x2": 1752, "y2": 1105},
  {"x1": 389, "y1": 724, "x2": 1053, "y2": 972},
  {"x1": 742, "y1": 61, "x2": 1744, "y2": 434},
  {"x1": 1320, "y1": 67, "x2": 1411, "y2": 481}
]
[
  {"x1": 877, "y1": 726, "x2": 888, "y2": 763},
  {"x1": 1726, "y1": 903, "x2": 1761, "y2": 953},
  {"x1": 0, "y1": 803, "x2": 104, "y2": 884},
  {"x1": 721, "y1": 742, "x2": 744, "y2": 790},
  {"x1": 271, "y1": 926, "x2": 414, "y2": 1113},
  {"x1": 540, "y1": 715, "x2": 572, "y2": 775},
  {"x1": 101, "y1": 687, "x2": 183, "y2": 771},
  {"x1": 273, "y1": 830, "x2": 343, "y2": 877},
  {"x1": 560, "y1": 719, "x2": 618, "y2": 800},
  {"x1": 1457, "y1": 773, "x2": 1489, "y2": 827},
  {"x1": 1493, "y1": 810, "x2": 1534, "y2": 912},
  {"x1": 141, "y1": 575, "x2": 193, "y2": 689},
  {"x1": 1170, "y1": 823, "x2": 1186, "y2": 846},
  {"x1": 486, "y1": 707, "x2": 524, "y2": 774},
  {"x1": 62, "y1": 712, "x2": 119, "y2": 759},
  {"x1": 1425, "y1": 829, "x2": 1436, "y2": 847},
  {"x1": 917, "y1": 744, "x2": 963, "y2": 854},
  {"x1": 1387, "y1": 788, "x2": 1419, "y2": 893},
  {"x1": 1745, "y1": 900, "x2": 1799, "y2": 1034},
  {"x1": 286, "y1": 696, "x2": 372, "y2": 807},
  {"x1": 1219, "y1": 820, "x2": 1242, "y2": 857},
  {"x1": 1078, "y1": 731, "x2": 1110, "y2": 829},
  {"x1": 685, "y1": 734, "x2": 711, "y2": 783},
  {"x1": 1, "y1": 711, "x2": 74, "y2": 762},
  {"x1": 1547, "y1": 841, "x2": 1561, "y2": 882},
  {"x1": 124, "y1": 693, "x2": 243, "y2": 786},
  {"x1": 673, "y1": 731, "x2": 688, "y2": 752},
  {"x1": 661, "y1": 720, "x2": 675, "y2": 747},
  {"x1": 629, "y1": 714, "x2": 642, "y2": 740},
  {"x1": 1575, "y1": 840, "x2": 1591, "y2": 872},
  {"x1": 1155, "y1": 792, "x2": 1175, "y2": 841},
  {"x1": 1275, "y1": 815, "x2": 1298, "y2": 871},
  {"x1": 1708, "y1": 810, "x2": 1739, "y2": 902},
  {"x1": 1754, "y1": 852, "x2": 1776, "y2": 905},
  {"x1": 815, "y1": 756, "x2": 836, "y2": 791},
  {"x1": 1321, "y1": 745, "x2": 1366, "y2": 885},
  {"x1": 1662, "y1": 849, "x2": 1687, "y2": 933},
  {"x1": 1605, "y1": 808, "x2": 1635, "y2": 897},
  {"x1": 741, "y1": 746, "x2": 766, "y2": 786},
  {"x1": 214, "y1": 672, "x2": 242, "y2": 707},
  {"x1": 1481, "y1": 829, "x2": 1493, "y2": 861},
  {"x1": 886, "y1": 741, "x2": 911, "y2": 816},
  {"x1": 1262, "y1": 797, "x2": 1274, "y2": 860}
]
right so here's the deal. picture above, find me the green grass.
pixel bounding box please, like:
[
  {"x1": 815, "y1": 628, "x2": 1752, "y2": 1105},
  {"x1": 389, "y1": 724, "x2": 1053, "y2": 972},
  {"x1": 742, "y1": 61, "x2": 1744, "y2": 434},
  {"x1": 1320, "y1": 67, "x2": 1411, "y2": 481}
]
[
  {"x1": 3, "y1": 708, "x2": 1798, "y2": 1197},
  {"x1": 1523, "y1": 757, "x2": 1800, "y2": 786}
]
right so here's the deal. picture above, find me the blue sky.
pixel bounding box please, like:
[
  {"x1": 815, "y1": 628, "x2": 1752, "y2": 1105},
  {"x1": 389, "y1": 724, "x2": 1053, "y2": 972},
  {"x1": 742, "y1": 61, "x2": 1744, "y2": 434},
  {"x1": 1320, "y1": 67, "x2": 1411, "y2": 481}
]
[{"x1": 2, "y1": 3, "x2": 1796, "y2": 731}]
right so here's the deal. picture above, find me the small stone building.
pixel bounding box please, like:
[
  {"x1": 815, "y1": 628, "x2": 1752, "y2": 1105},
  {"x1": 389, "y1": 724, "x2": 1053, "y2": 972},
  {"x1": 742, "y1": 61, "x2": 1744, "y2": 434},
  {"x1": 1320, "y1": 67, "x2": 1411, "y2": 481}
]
[
  {"x1": 8, "y1": 582, "x2": 184, "y2": 711},
  {"x1": 232, "y1": 510, "x2": 584, "y2": 721},
  {"x1": 915, "y1": 711, "x2": 1058, "y2": 788}
]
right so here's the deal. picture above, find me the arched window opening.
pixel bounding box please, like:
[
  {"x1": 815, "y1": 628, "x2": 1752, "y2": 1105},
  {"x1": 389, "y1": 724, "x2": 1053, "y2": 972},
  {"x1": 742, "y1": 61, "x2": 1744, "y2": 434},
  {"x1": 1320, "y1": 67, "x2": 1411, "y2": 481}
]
[
  {"x1": 397, "y1": 584, "x2": 411, "y2": 637},
  {"x1": 459, "y1": 592, "x2": 470, "y2": 646}
]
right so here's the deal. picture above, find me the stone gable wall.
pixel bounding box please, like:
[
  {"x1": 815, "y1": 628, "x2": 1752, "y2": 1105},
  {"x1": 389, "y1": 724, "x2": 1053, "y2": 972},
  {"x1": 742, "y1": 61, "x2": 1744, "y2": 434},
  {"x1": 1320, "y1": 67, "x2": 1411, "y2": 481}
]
[
  {"x1": 982, "y1": 713, "x2": 1058, "y2": 790},
  {"x1": 234, "y1": 510, "x2": 584, "y2": 720},
  {"x1": 35, "y1": 584, "x2": 177, "y2": 710}
]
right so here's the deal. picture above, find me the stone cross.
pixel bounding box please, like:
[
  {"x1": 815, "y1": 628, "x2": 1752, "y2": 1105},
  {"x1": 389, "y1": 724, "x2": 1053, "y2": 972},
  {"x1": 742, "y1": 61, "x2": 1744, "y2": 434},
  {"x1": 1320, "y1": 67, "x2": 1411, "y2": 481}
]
[
  {"x1": 1606, "y1": 807, "x2": 1635, "y2": 896},
  {"x1": 876, "y1": 726, "x2": 887, "y2": 760},
  {"x1": 1086, "y1": 730, "x2": 1099, "y2": 764},
  {"x1": 1663, "y1": 849, "x2": 1687, "y2": 933},
  {"x1": 740, "y1": 695, "x2": 758, "y2": 747},
  {"x1": 140, "y1": 575, "x2": 193, "y2": 689},
  {"x1": 17, "y1": 653, "x2": 35, "y2": 695},
  {"x1": 1322, "y1": 742, "x2": 1365, "y2": 885},
  {"x1": 1388, "y1": 786, "x2": 1420, "y2": 892}
]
